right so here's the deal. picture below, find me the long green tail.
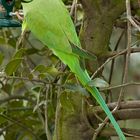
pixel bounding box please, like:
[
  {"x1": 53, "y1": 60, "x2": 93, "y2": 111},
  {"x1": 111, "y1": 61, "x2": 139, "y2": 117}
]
[
  {"x1": 74, "y1": 66, "x2": 126, "y2": 140},
  {"x1": 51, "y1": 48, "x2": 125, "y2": 139}
]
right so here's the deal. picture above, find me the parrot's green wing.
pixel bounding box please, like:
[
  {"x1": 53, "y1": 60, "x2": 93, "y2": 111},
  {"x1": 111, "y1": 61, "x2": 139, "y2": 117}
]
[
  {"x1": 70, "y1": 42, "x2": 97, "y2": 60},
  {"x1": 22, "y1": 0, "x2": 78, "y2": 51},
  {"x1": 23, "y1": 0, "x2": 96, "y2": 60},
  {"x1": 22, "y1": 0, "x2": 126, "y2": 139}
]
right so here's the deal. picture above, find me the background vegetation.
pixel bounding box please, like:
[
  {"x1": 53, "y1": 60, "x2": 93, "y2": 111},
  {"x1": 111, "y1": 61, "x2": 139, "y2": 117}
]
[{"x1": 0, "y1": 0, "x2": 140, "y2": 140}]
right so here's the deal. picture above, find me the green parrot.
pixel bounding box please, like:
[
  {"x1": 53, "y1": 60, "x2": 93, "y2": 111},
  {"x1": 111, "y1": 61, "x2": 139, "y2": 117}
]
[{"x1": 22, "y1": 0, "x2": 126, "y2": 139}]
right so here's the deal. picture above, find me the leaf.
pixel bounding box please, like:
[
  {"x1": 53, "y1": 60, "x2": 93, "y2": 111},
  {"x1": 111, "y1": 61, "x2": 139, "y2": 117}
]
[
  {"x1": 0, "y1": 37, "x2": 6, "y2": 44},
  {"x1": 31, "y1": 86, "x2": 42, "y2": 112},
  {"x1": 31, "y1": 86, "x2": 42, "y2": 93},
  {"x1": 0, "y1": 115, "x2": 7, "y2": 124},
  {"x1": 38, "y1": 73, "x2": 47, "y2": 79},
  {"x1": 5, "y1": 58, "x2": 23, "y2": 76},
  {"x1": 0, "y1": 52, "x2": 4, "y2": 65},
  {"x1": 28, "y1": 73, "x2": 33, "y2": 80},
  {"x1": 77, "y1": 10, "x2": 84, "y2": 21},
  {"x1": 16, "y1": 132, "x2": 34, "y2": 140},
  {"x1": 33, "y1": 65, "x2": 60, "y2": 77},
  {"x1": 45, "y1": 66, "x2": 60, "y2": 77},
  {"x1": 87, "y1": 78, "x2": 109, "y2": 88},
  {"x1": 26, "y1": 48, "x2": 39, "y2": 55},
  {"x1": 70, "y1": 42, "x2": 97, "y2": 60},
  {"x1": 2, "y1": 83, "x2": 12, "y2": 94},
  {"x1": 96, "y1": 137, "x2": 108, "y2": 140},
  {"x1": 13, "y1": 48, "x2": 25, "y2": 59},
  {"x1": 33, "y1": 65, "x2": 47, "y2": 73},
  {"x1": 8, "y1": 38, "x2": 16, "y2": 48},
  {"x1": 8, "y1": 100, "x2": 23, "y2": 108},
  {"x1": 64, "y1": 83, "x2": 89, "y2": 96}
]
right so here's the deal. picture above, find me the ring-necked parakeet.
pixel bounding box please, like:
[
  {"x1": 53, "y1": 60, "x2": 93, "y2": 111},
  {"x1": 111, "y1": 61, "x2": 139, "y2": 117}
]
[{"x1": 22, "y1": 0, "x2": 126, "y2": 139}]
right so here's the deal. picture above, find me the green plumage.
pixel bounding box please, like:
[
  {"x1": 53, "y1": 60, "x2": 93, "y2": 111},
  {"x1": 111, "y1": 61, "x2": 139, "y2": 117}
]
[{"x1": 22, "y1": 0, "x2": 126, "y2": 139}]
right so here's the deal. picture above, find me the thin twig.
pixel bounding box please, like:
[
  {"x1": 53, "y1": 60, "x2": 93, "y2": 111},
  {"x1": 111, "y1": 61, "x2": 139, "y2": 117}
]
[
  {"x1": 0, "y1": 75, "x2": 61, "y2": 86},
  {"x1": 116, "y1": 0, "x2": 132, "y2": 109},
  {"x1": 45, "y1": 86, "x2": 52, "y2": 140},
  {"x1": 74, "y1": 0, "x2": 78, "y2": 24},
  {"x1": 100, "y1": 82, "x2": 140, "y2": 91},
  {"x1": 0, "y1": 94, "x2": 34, "y2": 104},
  {"x1": 91, "y1": 48, "x2": 128, "y2": 79},
  {"x1": 70, "y1": 0, "x2": 77, "y2": 16},
  {"x1": 127, "y1": 17, "x2": 140, "y2": 32}
]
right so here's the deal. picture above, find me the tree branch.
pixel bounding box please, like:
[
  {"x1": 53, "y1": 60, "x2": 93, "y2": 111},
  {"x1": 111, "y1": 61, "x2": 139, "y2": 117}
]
[{"x1": 89, "y1": 100, "x2": 140, "y2": 120}]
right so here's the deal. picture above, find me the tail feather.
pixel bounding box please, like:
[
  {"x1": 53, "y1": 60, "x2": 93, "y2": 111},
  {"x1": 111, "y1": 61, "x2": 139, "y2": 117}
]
[
  {"x1": 75, "y1": 66, "x2": 126, "y2": 140},
  {"x1": 87, "y1": 86, "x2": 125, "y2": 140},
  {"x1": 51, "y1": 49, "x2": 125, "y2": 139}
]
